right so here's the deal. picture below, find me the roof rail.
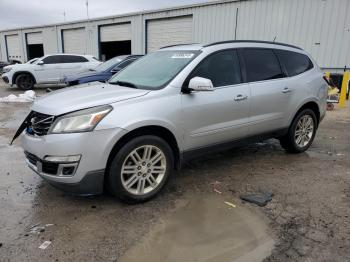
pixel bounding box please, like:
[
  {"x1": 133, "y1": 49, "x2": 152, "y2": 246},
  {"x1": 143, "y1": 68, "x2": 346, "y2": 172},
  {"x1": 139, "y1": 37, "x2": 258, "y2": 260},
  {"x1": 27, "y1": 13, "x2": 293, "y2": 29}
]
[
  {"x1": 203, "y1": 40, "x2": 302, "y2": 50},
  {"x1": 159, "y1": 43, "x2": 199, "y2": 49}
]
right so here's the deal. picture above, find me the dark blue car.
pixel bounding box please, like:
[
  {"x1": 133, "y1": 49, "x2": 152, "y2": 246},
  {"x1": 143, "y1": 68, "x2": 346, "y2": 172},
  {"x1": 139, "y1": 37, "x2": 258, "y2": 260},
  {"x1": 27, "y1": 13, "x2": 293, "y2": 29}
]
[{"x1": 64, "y1": 55, "x2": 142, "y2": 86}]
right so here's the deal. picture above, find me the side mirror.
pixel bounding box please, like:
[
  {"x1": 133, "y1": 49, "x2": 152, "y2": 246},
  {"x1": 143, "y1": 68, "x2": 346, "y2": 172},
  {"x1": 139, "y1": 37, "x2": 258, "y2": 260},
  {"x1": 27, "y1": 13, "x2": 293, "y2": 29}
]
[
  {"x1": 37, "y1": 61, "x2": 44, "y2": 65},
  {"x1": 188, "y1": 77, "x2": 214, "y2": 92}
]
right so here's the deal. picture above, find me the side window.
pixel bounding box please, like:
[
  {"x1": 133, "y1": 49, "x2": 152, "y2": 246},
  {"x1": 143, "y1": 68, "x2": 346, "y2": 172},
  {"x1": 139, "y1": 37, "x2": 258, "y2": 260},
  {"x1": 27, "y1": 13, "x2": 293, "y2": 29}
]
[
  {"x1": 42, "y1": 55, "x2": 61, "y2": 64},
  {"x1": 276, "y1": 50, "x2": 313, "y2": 77},
  {"x1": 61, "y1": 55, "x2": 88, "y2": 63},
  {"x1": 115, "y1": 59, "x2": 136, "y2": 70},
  {"x1": 188, "y1": 50, "x2": 241, "y2": 87},
  {"x1": 242, "y1": 48, "x2": 284, "y2": 82}
]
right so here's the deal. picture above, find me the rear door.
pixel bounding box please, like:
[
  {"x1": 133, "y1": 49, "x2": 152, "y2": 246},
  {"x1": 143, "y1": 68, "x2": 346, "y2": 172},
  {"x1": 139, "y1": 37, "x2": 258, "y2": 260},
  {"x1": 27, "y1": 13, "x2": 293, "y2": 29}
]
[
  {"x1": 181, "y1": 49, "x2": 251, "y2": 151},
  {"x1": 239, "y1": 48, "x2": 289, "y2": 136},
  {"x1": 59, "y1": 55, "x2": 89, "y2": 79}
]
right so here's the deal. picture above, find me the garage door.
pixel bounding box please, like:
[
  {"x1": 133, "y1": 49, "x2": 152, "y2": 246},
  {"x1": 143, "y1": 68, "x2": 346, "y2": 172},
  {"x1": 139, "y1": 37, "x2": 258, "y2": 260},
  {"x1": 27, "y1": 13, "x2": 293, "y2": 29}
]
[
  {"x1": 62, "y1": 28, "x2": 86, "y2": 54},
  {"x1": 26, "y1": 32, "x2": 43, "y2": 45},
  {"x1": 6, "y1": 34, "x2": 21, "y2": 60},
  {"x1": 100, "y1": 23, "x2": 131, "y2": 42},
  {"x1": 146, "y1": 16, "x2": 193, "y2": 53}
]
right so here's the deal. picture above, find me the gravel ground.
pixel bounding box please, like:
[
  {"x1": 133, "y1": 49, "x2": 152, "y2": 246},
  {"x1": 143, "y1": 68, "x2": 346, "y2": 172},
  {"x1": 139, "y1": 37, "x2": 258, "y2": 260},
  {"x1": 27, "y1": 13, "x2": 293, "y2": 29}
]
[{"x1": 0, "y1": 80, "x2": 349, "y2": 261}]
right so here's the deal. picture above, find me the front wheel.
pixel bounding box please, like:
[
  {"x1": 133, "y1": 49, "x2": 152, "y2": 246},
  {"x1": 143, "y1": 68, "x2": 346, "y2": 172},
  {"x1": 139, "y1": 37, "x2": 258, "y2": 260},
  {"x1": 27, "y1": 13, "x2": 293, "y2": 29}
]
[
  {"x1": 279, "y1": 109, "x2": 317, "y2": 153},
  {"x1": 106, "y1": 135, "x2": 174, "y2": 203},
  {"x1": 15, "y1": 74, "x2": 35, "y2": 90}
]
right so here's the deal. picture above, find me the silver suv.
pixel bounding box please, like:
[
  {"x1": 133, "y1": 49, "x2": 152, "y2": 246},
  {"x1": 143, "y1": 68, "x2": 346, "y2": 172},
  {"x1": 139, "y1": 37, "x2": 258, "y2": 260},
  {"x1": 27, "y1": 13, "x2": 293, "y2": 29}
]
[{"x1": 19, "y1": 41, "x2": 327, "y2": 202}]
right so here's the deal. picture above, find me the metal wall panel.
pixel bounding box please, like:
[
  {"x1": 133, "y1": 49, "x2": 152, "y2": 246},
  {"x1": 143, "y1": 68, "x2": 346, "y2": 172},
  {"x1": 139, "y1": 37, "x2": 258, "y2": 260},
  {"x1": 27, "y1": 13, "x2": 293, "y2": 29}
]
[
  {"x1": 146, "y1": 16, "x2": 193, "y2": 53},
  {"x1": 100, "y1": 23, "x2": 131, "y2": 42},
  {"x1": 26, "y1": 32, "x2": 43, "y2": 45},
  {"x1": 236, "y1": 0, "x2": 350, "y2": 70},
  {"x1": 62, "y1": 27, "x2": 86, "y2": 54},
  {"x1": 193, "y1": 2, "x2": 239, "y2": 44}
]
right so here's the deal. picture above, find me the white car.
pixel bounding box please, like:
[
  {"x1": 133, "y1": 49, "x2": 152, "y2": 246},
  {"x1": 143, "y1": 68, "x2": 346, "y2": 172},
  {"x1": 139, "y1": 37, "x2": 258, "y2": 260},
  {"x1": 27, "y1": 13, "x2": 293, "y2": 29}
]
[{"x1": 1, "y1": 54, "x2": 101, "y2": 89}]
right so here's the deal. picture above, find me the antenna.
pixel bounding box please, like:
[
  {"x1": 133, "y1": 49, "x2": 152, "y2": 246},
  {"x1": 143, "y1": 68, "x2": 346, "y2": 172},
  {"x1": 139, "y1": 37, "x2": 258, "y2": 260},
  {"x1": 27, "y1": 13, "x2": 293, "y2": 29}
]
[
  {"x1": 63, "y1": 11, "x2": 66, "y2": 22},
  {"x1": 273, "y1": 36, "x2": 277, "y2": 42}
]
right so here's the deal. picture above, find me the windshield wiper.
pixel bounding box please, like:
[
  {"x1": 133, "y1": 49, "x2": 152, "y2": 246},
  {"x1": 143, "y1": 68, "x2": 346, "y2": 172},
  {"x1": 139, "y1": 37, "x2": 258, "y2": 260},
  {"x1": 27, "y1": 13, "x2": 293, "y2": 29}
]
[
  {"x1": 89, "y1": 69, "x2": 96, "y2": 72},
  {"x1": 110, "y1": 80, "x2": 138, "y2": 89}
]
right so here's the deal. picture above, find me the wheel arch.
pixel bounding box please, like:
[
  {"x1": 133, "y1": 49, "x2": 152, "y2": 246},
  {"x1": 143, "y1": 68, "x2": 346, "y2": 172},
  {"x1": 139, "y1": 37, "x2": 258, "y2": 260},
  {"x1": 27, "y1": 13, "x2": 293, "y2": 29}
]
[
  {"x1": 12, "y1": 71, "x2": 37, "y2": 85},
  {"x1": 106, "y1": 125, "x2": 182, "y2": 174},
  {"x1": 295, "y1": 101, "x2": 320, "y2": 125}
]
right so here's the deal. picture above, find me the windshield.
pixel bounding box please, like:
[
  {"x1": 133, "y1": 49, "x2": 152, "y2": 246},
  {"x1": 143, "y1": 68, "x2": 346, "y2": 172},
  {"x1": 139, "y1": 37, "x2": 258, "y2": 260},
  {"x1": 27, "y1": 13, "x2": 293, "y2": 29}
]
[
  {"x1": 109, "y1": 50, "x2": 199, "y2": 90},
  {"x1": 95, "y1": 57, "x2": 123, "y2": 72}
]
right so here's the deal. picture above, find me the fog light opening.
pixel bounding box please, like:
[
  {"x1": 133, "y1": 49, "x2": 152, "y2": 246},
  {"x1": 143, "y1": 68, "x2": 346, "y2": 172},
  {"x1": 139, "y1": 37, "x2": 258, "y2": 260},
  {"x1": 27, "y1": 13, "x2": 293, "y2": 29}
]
[{"x1": 62, "y1": 166, "x2": 76, "y2": 176}]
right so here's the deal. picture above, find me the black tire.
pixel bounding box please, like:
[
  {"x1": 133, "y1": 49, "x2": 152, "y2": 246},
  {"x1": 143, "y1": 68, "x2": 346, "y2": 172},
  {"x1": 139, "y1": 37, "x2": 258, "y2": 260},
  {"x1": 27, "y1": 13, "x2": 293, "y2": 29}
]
[
  {"x1": 15, "y1": 74, "x2": 35, "y2": 90},
  {"x1": 106, "y1": 135, "x2": 174, "y2": 203},
  {"x1": 279, "y1": 109, "x2": 318, "y2": 153}
]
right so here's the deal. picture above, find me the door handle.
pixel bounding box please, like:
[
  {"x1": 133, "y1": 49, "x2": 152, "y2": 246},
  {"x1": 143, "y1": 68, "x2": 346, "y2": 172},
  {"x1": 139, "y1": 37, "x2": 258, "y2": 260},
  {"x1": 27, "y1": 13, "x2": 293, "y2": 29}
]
[
  {"x1": 234, "y1": 94, "x2": 248, "y2": 101},
  {"x1": 282, "y1": 87, "x2": 292, "y2": 93}
]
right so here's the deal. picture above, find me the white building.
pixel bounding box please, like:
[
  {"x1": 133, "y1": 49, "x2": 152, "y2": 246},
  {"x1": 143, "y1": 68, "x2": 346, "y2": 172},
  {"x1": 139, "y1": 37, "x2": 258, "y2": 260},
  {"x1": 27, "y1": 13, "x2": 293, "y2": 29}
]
[{"x1": 0, "y1": 0, "x2": 349, "y2": 72}]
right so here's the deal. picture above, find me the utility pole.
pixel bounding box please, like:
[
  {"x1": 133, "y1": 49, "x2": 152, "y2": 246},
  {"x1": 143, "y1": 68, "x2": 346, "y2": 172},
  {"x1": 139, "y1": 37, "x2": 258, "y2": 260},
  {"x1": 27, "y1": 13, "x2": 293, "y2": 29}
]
[
  {"x1": 86, "y1": 0, "x2": 89, "y2": 20},
  {"x1": 63, "y1": 11, "x2": 66, "y2": 22}
]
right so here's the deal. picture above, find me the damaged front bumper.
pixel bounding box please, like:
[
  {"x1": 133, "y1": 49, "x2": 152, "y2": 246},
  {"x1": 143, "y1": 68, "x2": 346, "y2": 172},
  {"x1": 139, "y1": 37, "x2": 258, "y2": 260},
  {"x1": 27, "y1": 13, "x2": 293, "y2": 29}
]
[{"x1": 21, "y1": 127, "x2": 128, "y2": 195}]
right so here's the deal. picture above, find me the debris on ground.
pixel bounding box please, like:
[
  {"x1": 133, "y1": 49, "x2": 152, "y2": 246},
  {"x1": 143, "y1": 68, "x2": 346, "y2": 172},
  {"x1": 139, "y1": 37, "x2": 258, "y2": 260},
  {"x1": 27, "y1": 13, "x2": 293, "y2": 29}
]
[
  {"x1": 27, "y1": 223, "x2": 54, "y2": 235},
  {"x1": 0, "y1": 90, "x2": 36, "y2": 102},
  {"x1": 214, "y1": 188, "x2": 222, "y2": 194},
  {"x1": 224, "y1": 201, "x2": 236, "y2": 208},
  {"x1": 39, "y1": 241, "x2": 51, "y2": 250},
  {"x1": 211, "y1": 181, "x2": 222, "y2": 194},
  {"x1": 240, "y1": 192, "x2": 273, "y2": 207}
]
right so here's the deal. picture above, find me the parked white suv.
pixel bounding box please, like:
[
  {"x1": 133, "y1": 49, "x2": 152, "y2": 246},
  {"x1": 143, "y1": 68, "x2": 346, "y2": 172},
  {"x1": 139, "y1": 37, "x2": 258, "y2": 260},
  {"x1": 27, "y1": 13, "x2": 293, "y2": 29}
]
[
  {"x1": 17, "y1": 41, "x2": 327, "y2": 203},
  {"x1": 2, "y1": 54, "x2": 101, "y2": 89}
]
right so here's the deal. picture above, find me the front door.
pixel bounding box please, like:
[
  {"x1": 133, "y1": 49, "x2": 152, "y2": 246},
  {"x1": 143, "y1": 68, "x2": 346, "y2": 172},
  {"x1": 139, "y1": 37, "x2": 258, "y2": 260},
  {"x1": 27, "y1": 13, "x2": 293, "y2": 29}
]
[
  {"x1": 181, "y1": 50, "x2": 251, "y2": 151},
  {"x1": 34, "y1": 55, "x2": 62, "y2": 84}
]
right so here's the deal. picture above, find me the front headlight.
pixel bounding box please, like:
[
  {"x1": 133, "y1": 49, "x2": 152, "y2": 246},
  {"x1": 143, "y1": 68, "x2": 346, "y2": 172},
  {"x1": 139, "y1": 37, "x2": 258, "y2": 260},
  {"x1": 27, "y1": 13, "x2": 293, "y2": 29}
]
[
  {"x1": 49, "y1": 105, "x2": 112, "y2": 134},
  {"x1": 2, "y1": 67, "x2": 12, "y2": 73}
]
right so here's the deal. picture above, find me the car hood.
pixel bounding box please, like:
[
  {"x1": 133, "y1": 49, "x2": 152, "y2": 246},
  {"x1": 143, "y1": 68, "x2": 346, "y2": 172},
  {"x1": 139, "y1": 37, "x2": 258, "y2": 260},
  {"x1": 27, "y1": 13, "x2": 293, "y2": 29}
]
[{"x1": 32, "y1": 82, "x2": 150, "y2": 115}]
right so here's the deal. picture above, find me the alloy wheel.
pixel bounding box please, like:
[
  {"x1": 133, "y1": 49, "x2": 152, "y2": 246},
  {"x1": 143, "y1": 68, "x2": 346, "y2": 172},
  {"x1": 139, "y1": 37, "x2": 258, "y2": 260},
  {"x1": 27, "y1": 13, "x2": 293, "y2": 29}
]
[
  {"x1": 294, "y1": 115, "x2": 314, "y2": 148},
  {"x1": 121, "y1": 145, "x2": 167, "y2": 195}
]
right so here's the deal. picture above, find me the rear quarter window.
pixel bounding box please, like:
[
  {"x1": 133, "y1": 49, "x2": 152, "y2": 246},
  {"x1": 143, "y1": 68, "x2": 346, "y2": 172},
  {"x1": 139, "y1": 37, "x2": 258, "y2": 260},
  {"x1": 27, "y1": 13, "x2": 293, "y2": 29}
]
[{"x1": 276, "y1": 50, "x2": 313, "y2": 77}]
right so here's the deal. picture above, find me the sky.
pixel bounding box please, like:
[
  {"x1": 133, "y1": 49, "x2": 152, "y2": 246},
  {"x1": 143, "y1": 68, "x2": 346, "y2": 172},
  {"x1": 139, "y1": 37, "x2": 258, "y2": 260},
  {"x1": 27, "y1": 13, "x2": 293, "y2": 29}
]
[{"x1": 0, "y1": 0, "x2": 216, "y2": 30}]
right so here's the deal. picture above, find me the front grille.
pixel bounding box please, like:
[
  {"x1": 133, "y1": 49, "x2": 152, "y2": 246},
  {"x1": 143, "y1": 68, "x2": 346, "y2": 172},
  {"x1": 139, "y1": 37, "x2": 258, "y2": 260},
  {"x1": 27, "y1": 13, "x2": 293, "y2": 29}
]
[{"x1": 27, "y1": 111, "x2": 55, "y2": 136}]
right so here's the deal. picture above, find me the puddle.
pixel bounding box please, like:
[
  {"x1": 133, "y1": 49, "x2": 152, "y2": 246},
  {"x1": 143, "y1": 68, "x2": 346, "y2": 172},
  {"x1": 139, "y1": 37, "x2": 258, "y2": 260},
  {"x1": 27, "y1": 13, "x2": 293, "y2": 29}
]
[{"x1": 121, "y1": 193, "x2": 274, "y2": 262}]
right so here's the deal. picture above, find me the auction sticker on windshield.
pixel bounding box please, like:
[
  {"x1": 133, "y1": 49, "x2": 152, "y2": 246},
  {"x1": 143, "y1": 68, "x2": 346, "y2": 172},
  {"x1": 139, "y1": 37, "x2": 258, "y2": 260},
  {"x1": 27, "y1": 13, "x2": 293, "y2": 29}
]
[{"x1": 171, "y1": 53, "x2": 194, "y2": 59}]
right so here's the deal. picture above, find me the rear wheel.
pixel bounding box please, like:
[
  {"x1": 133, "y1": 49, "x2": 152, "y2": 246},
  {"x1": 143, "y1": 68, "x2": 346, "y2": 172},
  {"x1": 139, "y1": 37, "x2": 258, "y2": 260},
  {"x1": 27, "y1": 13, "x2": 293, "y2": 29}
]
[
  {"x1": 280, "y1": 109, "x2": 317, "y2": 153},
  {"x1": 107, "y1": 135, "x2": 174, "y2": 203},
  {"x1": 15, "y1": 74, "x2": 35, "y2": 90}
]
